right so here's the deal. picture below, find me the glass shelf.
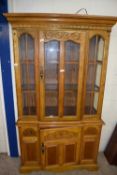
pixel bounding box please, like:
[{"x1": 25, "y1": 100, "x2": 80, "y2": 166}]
[
  {"x1": 88, "y1": 60, "x2": 103, "y2": 65},
  {"x1": 65, "y1": 61, "x2": 79, "y2": 64}
]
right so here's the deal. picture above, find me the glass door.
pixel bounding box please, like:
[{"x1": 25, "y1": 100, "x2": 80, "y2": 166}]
[
  {"x1": 17, "y1": 31, "x2": 39, "y2": 119},
  {"x1": 39, "y1": 31, "x2": 85, "y2": 120},
  {"x1": 39, "y1": 31, "x2": 60, "y2": 119},
  {"x1": 83, "y1": 33, "x2": 106, "y2": 117}
]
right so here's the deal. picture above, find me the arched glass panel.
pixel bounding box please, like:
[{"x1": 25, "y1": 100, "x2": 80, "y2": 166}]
[
  {"x1": 19, "y1": 33, "x2": 36, "y2": 115},
  {"x1": 64, "y1": 40, "x2": 80, "y2": 116},
  {"x1": 44, "y1": 40, "x2": 60, "y2": 116},
  {"x1": 84, "y1": 35, "x2": 104, "y2": 115}
]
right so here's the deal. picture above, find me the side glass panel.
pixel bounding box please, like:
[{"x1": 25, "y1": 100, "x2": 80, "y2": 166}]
[
  {"x1": 64, "y1": 41, "x2": 80, "y2": 116},
  {"x1": 84, "y1": 35, "x2": 104, "y2": 115},
  {"x1": 44, "y1": 40, "x2": 60, "y2": 117},
  {"x1": 19, "y1": 33, "x2": 36, "y2": 115}
]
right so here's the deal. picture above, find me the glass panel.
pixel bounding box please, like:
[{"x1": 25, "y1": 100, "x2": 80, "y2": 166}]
[
  {"x1": 84, "y1": 35, "x2": 104, "y2": 115},
  {"x1": 44, "y1": 40, "x2": 60, "y2": 116},
  {"x1": 64, "y1": 41, "x2": 80, "y2": 116},
  {"x1": 19, "y1": 33, "x2": 36, "y2": 115},
  {"x1": 19, "y1": 34, "x2": 26, "y2": 60},
  {"x1": 23, "y1": 92, "x2": 36, "y2": 115},
  {"x1": 95, "y1": 64, "x2": 102, "y2": 87},
  {"x1": 27, "y1": 35, "x2": 34, "y2": 60},
  {"x1": 97, "y1": 37, "x2": 104, "y2": 61},
  {"x1": 65, "y1": 41, "x2": 80, "y2": 62}
]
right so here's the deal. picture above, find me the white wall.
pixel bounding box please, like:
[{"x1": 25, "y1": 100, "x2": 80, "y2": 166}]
[
  {"x1": 8, "y1": 0, "x2": 117, "y2": 151},
  {"x1": 0, "y1": 62, "x2": 9, "y2": 154}
]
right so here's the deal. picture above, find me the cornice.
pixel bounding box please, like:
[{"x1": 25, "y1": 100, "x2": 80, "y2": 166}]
[{"x1": 4, "y1": 13, "x2": 117, "y2": 31}]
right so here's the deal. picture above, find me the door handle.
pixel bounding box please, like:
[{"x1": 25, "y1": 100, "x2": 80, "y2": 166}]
[
  {"x1": 41, "y1": 143, "x2": 45, "y2": 154},
  {"x1": 40, "y1": 67, "x2": 44, "y2": 79}
]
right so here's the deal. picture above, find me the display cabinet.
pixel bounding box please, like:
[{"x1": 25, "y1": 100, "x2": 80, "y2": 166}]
[{"x1": 4, "y1": 13, "x2": 117, "y2": 173}]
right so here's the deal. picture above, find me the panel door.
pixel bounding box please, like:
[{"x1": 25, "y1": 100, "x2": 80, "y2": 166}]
[
  {"x1": 13, "y1": 30, "x2": 40, "y2": 119},
  {"x1": 80, "y1": 126, "x2": 101, "y2": 164},
  {"x1": 83, "y1": 31, "x2": 109, "y2": 118},
  {"x1": 19, "y1": 126, "x2": 40, "y2": 166},
  {"x1": 39, "y1": 31, "x2": 85, "y2": 120},
  {"x1": 40, "y1": 127, "x2": 81, "y2": 169},
  {"x1": 81, "y1": 136, "x2": 98, "y2": 164}
]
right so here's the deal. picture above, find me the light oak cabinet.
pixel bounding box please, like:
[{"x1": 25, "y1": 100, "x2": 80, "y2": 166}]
[{"x1": 5, "y1": 13, "x2": 117, "y2": 173}]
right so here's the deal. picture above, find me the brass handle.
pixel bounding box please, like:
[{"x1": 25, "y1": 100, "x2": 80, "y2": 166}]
[
  {"x1": 41, "y1": 143, "x2": 45, "y2": 154},
  {"x1": 40, "y1": 67, "x2": 44, "y2": 79}
]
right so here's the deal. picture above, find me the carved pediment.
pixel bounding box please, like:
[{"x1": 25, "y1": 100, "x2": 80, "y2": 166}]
[{"x1": 43, "y1": 31, "x2": 80, "y2": 42}]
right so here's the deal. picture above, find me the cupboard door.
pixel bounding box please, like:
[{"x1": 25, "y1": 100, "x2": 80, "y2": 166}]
[
  {"x1": 83, "y1": 32, "x2": 109, "y2": 117},
  {"x1": 80, "y1": 126, "x2": 100, "y2": 164},
  {"x1": 14, "y1": 30, "x2": 39, "y2": 119},
  {"x1": 81, "y1": 137, "x2": 98, "y2": 164},
  {"x1": 19, "y1": 127, "x2": 40, "y2": 166},
  {"x1": 39, "y1": 31, "x2": 85, "y2": 120},
  {"x1": 42, "y1": 141, "x2": 60, "y2": 169},
  {"x1": 40, "y1": 127, "x2": 81, "y2": 169}
]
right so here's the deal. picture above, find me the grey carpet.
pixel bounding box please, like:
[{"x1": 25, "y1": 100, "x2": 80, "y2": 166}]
[{"x1": 0, "y1": 153, "x2": 117, "y2": 175}]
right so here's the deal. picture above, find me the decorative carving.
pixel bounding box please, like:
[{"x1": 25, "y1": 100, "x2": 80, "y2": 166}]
[
  {"x1": 23, "y1": 128, "x2": 36, "y2": 137},
  {"x1": 43, "y1": 31, "x2": 80, "y2": 41},
  {"x1": 44, "y1": 130, "x2": 79, "y2": 141}
]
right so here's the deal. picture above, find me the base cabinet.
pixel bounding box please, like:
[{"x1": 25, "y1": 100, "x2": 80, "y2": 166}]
[{"x1": 19, "y1": 124, "x2": 101, "y2": 172}]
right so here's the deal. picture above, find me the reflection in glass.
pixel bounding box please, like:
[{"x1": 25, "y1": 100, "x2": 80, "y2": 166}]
[
  {"x1": 84, "y1": 35, "x2": 104, "y2": 115},
  {"x1": 64, "y1": 41, "x2": 80, "y2": 116},
  {"x1": 19, "y1": 33, "x2": 36, "y2": 115},
  {"x1": 44, "y1": 40, "x2": 60, "y2": 116}
]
